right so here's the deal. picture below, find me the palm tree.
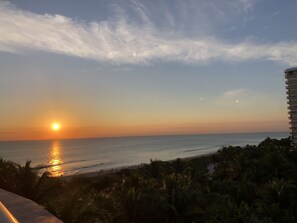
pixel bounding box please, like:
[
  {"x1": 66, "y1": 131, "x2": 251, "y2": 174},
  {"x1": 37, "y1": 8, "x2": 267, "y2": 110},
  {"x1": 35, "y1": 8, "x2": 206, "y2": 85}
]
[
  {"x1": 150, "y1": 159, "x2": 162, "y2": 179},
  {"x1": 0, "y1": 158, "x2": 18, "y2": 191},
  {"x1": 15, "y1": 161, "x2": 63, "y2": 203}
]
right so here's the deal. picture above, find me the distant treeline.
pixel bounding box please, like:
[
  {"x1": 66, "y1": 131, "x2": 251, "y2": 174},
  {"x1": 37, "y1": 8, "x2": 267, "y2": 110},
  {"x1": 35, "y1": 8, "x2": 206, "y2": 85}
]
[{"x1": 1, "y1": 137, "x2": 297, "y2": 223}]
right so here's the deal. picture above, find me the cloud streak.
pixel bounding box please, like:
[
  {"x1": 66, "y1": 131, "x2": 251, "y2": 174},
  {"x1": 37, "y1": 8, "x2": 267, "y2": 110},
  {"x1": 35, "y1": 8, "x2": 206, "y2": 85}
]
[
  {"x1": 215, "y1": 88, "x2": 268, "y2": 107},
  {"x1": 0, "y1": 1, "x2": 297, "y2": 65}
]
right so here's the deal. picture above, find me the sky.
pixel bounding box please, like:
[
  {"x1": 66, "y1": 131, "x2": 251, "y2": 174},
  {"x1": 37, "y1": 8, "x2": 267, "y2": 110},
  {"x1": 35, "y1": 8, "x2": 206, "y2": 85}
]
[{"x1": 0, "y1": 0, "x2": 296, "y2": 141}]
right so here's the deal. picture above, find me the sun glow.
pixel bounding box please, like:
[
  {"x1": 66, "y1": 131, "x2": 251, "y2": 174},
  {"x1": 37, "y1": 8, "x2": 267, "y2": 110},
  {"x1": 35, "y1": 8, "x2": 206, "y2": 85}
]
[{"x1": 51, "y1": 122, "x2": 60, "y2": 131}]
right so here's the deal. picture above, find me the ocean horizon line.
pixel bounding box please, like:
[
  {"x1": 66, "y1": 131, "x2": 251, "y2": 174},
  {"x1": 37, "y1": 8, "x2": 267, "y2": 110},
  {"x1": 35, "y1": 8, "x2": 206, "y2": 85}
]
[{"x1": 0, "y1": 130, "x2": 290, "y2": 143}]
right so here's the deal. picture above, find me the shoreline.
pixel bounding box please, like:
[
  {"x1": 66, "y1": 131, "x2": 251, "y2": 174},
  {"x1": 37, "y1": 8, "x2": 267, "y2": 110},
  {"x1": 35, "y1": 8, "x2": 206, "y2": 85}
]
[{"x1": 62, "y1": 151, "x2": 217, "y2": 179}]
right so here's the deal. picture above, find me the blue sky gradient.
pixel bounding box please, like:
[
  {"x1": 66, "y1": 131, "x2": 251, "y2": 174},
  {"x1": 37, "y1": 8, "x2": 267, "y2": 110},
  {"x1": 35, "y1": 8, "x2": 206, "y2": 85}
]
[{"x1": 0, "y1": 0, "x2": 295, "y2": 140}]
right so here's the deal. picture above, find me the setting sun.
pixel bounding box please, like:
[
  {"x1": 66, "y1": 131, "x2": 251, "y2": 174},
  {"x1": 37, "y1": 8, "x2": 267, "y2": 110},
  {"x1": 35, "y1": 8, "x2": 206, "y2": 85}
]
[{"x1": 51, "y1": 122, "x2": 60, "y2": 131}]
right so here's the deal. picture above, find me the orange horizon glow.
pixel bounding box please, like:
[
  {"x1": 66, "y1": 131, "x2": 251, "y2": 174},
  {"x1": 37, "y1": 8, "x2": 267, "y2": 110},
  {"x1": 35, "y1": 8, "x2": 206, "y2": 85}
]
[{"x1": 0, "y1": 120, "x2": 289, "y2": 141}]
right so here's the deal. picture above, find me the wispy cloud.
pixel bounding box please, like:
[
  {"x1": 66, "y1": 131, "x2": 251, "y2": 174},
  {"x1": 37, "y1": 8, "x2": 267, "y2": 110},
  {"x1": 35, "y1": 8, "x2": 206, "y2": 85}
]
[
  {"x1": 0, "y1": 1, "x2": 297, "y2": 65},
  {"x1": 239, "y1": 0, "x2": 254, "y2": 13},
  {"x1": 266, "y1": 10, "x2": 281, "y2": 19},
  {"x1": 215, "y1": 88, "x2": 267, "y2": 106},
  {"x1": 222, "y1": 89, "x2": 250, "y2": 98},
  {"x1": 112, "y1": 66, "x2": 133, "y2": 72}
]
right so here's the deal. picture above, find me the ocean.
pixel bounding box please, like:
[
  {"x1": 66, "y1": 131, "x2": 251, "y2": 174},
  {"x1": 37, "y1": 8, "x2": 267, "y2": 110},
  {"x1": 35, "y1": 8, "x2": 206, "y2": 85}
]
[{"x1": 0, "y1": 132, "x2": 289, "y2": 177}]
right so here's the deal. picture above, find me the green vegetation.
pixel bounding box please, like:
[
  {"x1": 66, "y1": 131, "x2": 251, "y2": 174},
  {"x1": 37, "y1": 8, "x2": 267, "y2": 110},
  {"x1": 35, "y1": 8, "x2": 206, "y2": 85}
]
[{"x1": 1, "y1": 137, "x2": 297, "y2": 223}]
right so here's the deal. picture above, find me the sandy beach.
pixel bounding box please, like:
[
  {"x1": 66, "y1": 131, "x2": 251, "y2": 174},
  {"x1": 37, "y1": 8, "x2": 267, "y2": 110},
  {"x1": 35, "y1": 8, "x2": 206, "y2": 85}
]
[{"x1": 63, "y1": 151, "x2": 217, "y2": 179}]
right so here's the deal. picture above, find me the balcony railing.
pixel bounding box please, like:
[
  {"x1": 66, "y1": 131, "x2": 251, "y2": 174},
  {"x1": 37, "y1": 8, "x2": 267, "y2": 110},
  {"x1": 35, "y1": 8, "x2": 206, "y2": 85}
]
[
  {"x1": 287, "y1": 91, "x2": 297, "y2": 96},
  {"x1": 0, "y1": 202, "x2": 19, "y2": 223},
  {"x1": 289, "y1": 106, "x2": 297, "y2": 110}
]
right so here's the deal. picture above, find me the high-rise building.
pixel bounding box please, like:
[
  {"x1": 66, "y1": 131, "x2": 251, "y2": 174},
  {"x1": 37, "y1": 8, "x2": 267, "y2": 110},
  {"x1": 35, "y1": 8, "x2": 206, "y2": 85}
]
[{"x1": 285, "y1": 67, "x2": 297, "y2": 144}]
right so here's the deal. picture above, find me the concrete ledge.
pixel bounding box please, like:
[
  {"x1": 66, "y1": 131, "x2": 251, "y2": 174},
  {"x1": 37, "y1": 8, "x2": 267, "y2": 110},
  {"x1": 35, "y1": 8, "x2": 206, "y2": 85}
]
[{"x1": 0, "y1": 189, "x2": 62, "y2": 223}]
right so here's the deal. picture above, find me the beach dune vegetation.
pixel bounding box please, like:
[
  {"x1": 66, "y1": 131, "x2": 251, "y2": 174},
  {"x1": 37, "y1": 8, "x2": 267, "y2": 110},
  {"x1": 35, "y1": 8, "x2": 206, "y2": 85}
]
[{"x1": 1, "y1": 137, "x2": 297, "y2": 222}]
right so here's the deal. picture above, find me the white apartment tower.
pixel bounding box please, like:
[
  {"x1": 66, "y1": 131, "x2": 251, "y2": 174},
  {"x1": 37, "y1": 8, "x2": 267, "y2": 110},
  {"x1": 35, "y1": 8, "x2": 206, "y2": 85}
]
[{"x1": 285, "y1": 67, "x2": 297, "y2": 144}]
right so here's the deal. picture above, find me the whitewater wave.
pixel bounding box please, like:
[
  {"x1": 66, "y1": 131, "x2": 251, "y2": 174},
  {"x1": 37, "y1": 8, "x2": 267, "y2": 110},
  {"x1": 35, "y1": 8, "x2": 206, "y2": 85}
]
[
  {"x1": 182, "y1": 145, "x2": 221, "y2": 153},
  {"x1": 33, "y1": 158, "x2": 92, "y2": 170}
]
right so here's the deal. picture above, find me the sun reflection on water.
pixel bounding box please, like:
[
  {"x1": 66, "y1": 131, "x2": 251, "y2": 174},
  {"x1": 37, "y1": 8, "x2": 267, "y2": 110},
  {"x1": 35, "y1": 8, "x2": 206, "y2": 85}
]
[{"x1": 49, "y1": 140, "x2": 64, "y2": 177}]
